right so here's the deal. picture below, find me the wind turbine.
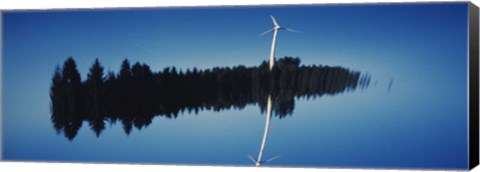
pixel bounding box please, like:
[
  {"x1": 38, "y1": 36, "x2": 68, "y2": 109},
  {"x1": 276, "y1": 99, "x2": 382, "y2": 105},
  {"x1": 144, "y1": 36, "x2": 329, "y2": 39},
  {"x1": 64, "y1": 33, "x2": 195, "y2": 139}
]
[
  {"x1": 248, "y1": 95, "x2": 281, "y2": 166},
  {"x1": 260, "y1": 15, "x2": 299, "y2": 71}
]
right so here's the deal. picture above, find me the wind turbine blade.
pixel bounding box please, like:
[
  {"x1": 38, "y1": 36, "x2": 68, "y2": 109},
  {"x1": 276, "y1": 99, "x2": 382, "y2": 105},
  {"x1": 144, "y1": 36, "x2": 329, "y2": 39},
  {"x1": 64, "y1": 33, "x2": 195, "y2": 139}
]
[
  {"x1": 264, "y1": 155, "x2": 282, "y2": 163},
  {"x1": 247, "y1": 155, "x2": 257, "y2": 163},
  {"x1": 259, "y1": 29, "x2": 274, "y2": 36},
  {"x1": 285, "y1": 28, "x2": 300, "y2": 33},
  {"x1": 270, "y1": 15, "x2": 279, "y2": 26}
]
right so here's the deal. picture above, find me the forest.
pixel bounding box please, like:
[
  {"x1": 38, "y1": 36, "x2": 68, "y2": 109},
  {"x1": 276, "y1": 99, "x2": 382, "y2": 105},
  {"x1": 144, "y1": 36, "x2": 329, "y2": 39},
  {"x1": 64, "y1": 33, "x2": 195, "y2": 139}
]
[{"x1": 50, "y1": 57, "x2": 370, "y2": 140}]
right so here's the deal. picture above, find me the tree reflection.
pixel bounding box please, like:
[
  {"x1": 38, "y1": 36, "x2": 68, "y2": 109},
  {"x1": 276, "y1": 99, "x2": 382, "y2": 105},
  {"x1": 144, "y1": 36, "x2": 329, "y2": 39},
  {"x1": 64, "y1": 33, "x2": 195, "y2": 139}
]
[{"x1": 50, "y1": 56, "x2": 370, "y2": 140}]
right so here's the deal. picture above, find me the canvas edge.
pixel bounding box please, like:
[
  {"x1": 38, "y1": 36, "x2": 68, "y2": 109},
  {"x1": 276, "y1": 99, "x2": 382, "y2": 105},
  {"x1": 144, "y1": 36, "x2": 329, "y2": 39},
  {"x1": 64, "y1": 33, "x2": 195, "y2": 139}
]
[{"x1": 469, "y1": 1, "x2": 480, "y2": 170}]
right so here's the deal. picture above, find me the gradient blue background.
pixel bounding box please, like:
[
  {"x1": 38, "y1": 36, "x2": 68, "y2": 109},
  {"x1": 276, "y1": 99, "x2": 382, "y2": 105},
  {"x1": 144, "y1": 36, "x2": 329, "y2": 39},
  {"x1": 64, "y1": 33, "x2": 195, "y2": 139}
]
[{"x1": 2, "y1": 2, "x2": 469, "y2": 169}]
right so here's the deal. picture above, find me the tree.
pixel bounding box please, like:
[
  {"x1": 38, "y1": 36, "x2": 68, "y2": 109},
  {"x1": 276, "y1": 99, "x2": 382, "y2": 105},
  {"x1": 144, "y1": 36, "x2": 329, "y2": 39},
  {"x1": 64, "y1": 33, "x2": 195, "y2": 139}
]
[
  {"x1": 131, "y1": 62, "x2": 143, "y2": 78},
  {"x1": 61, "y1": 57, "x2": 83, "y2": 141},
  {"x1": 50, "y1": 65, "x2": 65, "y2": 134},
  {"x1": 86, "y1": 58, "x2": 106, "y2": 137},
  {"x1": 118, "y1": 58, "x2": 132, "y2": 80},
  {"x1": 49, "y1": 56, "x2": 369, "y2": 140},
  {"x1": 62, "y1": 57, "x2": 81, "y2": 85},
  {"x1": 87, "y1": 58, "x2": 105, "y2": 88}
]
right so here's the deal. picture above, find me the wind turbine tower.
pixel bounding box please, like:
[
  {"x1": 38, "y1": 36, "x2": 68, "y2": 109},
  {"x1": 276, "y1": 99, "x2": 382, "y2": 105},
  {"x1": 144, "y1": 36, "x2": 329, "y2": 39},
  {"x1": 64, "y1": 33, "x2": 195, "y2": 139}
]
[{"x1": 260, "y1": 15, "x2": 299, "y2": 71}]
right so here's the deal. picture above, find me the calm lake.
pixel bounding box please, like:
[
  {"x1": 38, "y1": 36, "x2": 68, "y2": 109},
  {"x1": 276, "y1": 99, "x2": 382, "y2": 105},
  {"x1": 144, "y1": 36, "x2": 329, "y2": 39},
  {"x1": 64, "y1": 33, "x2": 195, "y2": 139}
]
[{"x1": 2, "y1": 3, "x2": 469, "y2": 170}]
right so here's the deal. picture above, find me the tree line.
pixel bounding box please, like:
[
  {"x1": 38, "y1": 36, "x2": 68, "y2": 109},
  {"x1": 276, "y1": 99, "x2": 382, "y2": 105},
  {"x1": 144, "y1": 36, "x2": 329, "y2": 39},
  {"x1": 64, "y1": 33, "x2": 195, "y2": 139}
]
[{"x1": 50, "y1": 57, "x2": 370, "y2": 140}]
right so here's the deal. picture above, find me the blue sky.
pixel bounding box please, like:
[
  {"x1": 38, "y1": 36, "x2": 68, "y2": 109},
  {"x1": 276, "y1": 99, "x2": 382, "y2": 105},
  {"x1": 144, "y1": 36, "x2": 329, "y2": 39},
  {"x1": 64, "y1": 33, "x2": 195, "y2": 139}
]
[
  {"x1": 3, "y1": 2, "x2": 469, "y2": 113},
  {"x1": 2, "y1": 2, "x2": 471, "y2": 169},
  {"x1": 3, "y1": 3, "x2": 468, "y2": 73}
]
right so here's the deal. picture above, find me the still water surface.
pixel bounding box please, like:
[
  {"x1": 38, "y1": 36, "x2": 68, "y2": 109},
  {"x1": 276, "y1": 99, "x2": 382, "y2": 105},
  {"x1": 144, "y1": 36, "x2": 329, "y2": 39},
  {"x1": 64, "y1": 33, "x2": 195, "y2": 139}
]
[
  {"x1": 4, "y1": 57, "x2": 468, "y2": 169},
  {"x1": 2, "y1": 3, "x2": 469, "y2": 170}
]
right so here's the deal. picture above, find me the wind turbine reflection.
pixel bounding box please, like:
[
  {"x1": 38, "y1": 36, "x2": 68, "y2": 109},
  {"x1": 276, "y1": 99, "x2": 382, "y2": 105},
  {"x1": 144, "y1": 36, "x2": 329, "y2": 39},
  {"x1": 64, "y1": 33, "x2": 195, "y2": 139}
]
[{"x1": 248, "y1": 95, "x2": 281, "y2": 166}]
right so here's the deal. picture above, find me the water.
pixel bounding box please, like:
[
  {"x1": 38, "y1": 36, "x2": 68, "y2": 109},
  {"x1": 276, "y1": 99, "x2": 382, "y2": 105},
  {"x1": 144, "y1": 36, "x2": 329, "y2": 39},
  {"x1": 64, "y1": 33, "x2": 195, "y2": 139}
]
[
  {"x1": 2, "y1": 3, "x2": 470, "y2": 170},
  {"x1": 3, "y1": 56, "x2": 468, "y2": 169}
]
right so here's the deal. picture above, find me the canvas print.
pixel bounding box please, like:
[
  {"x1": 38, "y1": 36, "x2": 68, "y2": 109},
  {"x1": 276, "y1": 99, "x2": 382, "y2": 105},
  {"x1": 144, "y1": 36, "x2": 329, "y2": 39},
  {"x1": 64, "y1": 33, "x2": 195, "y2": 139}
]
[{"x1": 1, "y1": 2, "x2": 479, "y2": 170}]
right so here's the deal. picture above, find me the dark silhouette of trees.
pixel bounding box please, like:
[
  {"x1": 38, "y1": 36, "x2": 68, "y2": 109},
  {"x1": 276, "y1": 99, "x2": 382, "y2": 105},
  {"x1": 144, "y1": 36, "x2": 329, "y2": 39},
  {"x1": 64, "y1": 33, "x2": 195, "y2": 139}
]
[
  {"x1": 50, "y1": 65, "x2": 65, "y2": 134},
  {"x1": 50, "y1": 56, "x2": 370, "y2": 140},
  {"x1": 50, "y1": 57, "x2": 84, "y2": 141},
  {"x1": 86, "y1": 58, "x2": 106, "y2": 137},
  {"x1": 119, "y1": 59, "x2": 132, "y2": 80}
]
